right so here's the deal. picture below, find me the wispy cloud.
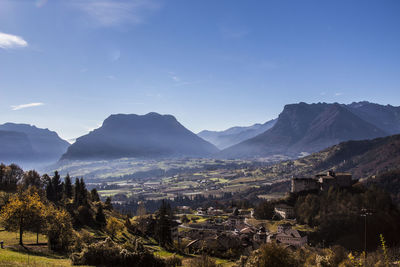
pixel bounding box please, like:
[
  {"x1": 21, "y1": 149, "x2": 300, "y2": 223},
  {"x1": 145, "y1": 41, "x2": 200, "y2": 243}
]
[
  {"x1": 171, "y1": 76, "x2": 180, "y2": 82},
  {"x1": 11, "y1": 102, "x2": 44, "y2": 111},
  {"x1": 35, "y1": 0, "x2": 48, "y2": 8},
  {"x1": 335, "y1": 92, "x2": 343, "y2": 96},
  {"x1": 219, "y1": 25, "x2": 248, "y2": 39},
  {"x1": 70, "y1": 0, "x2": 160, "y2": 27},
  {"x1": 0, "y1": 32, "x2": 28, "y2": 49}
]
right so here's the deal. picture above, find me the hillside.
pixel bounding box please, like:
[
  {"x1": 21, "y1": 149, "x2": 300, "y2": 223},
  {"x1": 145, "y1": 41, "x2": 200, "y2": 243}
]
[
  {"x1": 0, "y1": 123, "x2": 70, "y2": 164},
  {"x1": 61, "y1": 112, "x2": 219, "y2": 160},
  {"x1": 198, "y1": 119, "x2": 276, "y2": 149},
  {"x1": 219, "y1": 102, "x2": 388, "y2": 159},
  {"x1": 0, "y1": 130, "x2": 35, "y2": 163},
  {"x1": 269, "y1": 134, "x2": 400, "y2": 179}
]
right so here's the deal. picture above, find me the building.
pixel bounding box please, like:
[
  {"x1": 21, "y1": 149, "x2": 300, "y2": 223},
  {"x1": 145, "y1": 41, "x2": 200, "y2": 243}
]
[
  {"x1": 291, "y1": 171, "x2": 353, "y2": 193},
  {"x1": 268, "y1": 224, "x2": 307, "y2": 247},
  {"x1": 274, "y1": 204, "x2": 295, "y2": 219}
]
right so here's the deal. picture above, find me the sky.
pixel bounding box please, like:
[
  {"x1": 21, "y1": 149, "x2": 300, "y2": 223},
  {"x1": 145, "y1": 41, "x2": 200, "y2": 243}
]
[{"x1": 1, "y1": 0, "x2": 400, "y2": 141}]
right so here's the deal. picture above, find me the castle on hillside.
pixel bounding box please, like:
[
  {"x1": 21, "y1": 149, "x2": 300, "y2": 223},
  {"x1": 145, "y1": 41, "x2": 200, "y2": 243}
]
[{"x1": 291, "y1": 171, "x2": 353, "y2": 193}]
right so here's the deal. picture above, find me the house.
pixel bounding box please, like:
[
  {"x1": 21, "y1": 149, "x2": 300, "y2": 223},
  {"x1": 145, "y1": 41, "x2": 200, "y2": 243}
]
[
  {"x1": 268, "y1": 224, "x2": 307, "y2": 247},
  {"x1": 274, "y1": 204, "x2": 295, "y2": 219},
  {"x1": 196, "y1": 207, "x2": 206, "y2": 215},
  {"x1": 253, "y1": 226, "x2": 267, "y2": 244}
]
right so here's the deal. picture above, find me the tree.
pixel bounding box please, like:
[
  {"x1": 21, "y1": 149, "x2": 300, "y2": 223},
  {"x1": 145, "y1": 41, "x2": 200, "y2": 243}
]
[
  {"x1": 0, "y1": 190, "x2": 46, "y2": 245},
  {"x1": 77, "y1": 205, "x2": 94, "y2": 226},
  {"x1": 79, "y1": 178, "x2": 88, "y2": 205},
  {"x1": 51, "y1": 171, "x2": 63, "y2": 202},
  {"x1": 95, "y1": 204, "x2": 106, "y2": 226},
  {"x1": 155, "y1": 200, "x2": 173, "y2": 247},
  {"x1": 74, "y1": 177, "x2": 88, "y2": 206},
  {"x1": 254, "y1": 200, "x2": 275, "y2": 220},
  {"x1": 90, "y1": 188, "x2": 100, "y2": 202},
  {"x1": 64, "y1": 174, "x2": 73, "y2": 199},
  {"x1": 46, "y1": 206, "x2": 74, "y2": 251},
  {"x1": 45, "y1": 176, "x2": 55, "y2": 202},
  {"x1": 0, "y1": 164, "x2": 23, "y2": 191},
  {"x1": 106, "y1": 217, "x2": 124, "y2": 239},
  {"x1": 74, "y1": 177, "x2": 80, "y2": 205},
  {"x1": 105, "y1": 196, "x2": 113, "y2": 210},
  {"x1": 22, "y1": 170, "x2": 43, "y2": 189}
]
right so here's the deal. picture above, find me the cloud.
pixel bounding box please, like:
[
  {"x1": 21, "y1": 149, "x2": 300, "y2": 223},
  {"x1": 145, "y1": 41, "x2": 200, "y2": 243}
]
[
  {"x1": 335, "y1": 92, "x2": 343, "y2": 96},
  {"x1": 171, "y1": 76, "x2": 180, "y2": 82},
  {"x1": 0, "y1": 32, "x2": 28, "y2": 49},
  {"x1": 220, "y1": 25, "x2": 248, "y2": 39},
  {"x1": 106, "y1": 75, "x2": 116, "y2": 80},
  {"x1": 11, "y1": 102, "x2": 44, "y2": 111},
  {"x1": 35, "y1": 0, "x2": 48, "y2": 7},
  {"x1": 71, "y1": 0, "x2": 160, "y2": 27}
]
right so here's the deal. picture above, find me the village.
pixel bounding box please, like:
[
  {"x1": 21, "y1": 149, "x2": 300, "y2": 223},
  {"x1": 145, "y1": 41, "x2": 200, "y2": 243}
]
[{"x1": 165, "y1": 171, "x2": 355, "y2": 257}]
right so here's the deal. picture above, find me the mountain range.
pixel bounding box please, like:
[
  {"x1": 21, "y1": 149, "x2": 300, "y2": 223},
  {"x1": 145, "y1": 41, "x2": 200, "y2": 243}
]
[
  {"x1": 0, "y1": 123, "x2": 70, "y2": 166},
  {"x1": 198, "y1": 119, "x2": 276, "y2": 150},
  {"x1": 61, "y1": 112, "x2": 219, "y2": 160},
  {"x1": 1, "y1": 101, "x2": 400, "y2": 166},
  {"x1": 218, "y1": 102, "x2": 399, "y2": 159}
]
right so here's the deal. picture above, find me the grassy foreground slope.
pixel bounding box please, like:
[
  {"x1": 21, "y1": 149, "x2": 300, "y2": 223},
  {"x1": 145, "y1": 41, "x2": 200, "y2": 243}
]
[{"x1": 0, "y1": 231, "x2": 79, "y2": 267}]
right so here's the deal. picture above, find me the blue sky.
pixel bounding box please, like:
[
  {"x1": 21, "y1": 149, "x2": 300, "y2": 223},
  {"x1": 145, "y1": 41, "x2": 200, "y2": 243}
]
[{"x1": 1, "y1": 0, "x2": 399, "y2": 141}]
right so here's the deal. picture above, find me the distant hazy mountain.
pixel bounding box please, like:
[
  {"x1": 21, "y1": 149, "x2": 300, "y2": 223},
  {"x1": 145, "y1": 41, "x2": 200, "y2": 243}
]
[
  {"x1": 219, "y1": 102, "x2": 388, "y2": 159},
  {"x1": 0, "y1": 123, "x2": 70, "y2": 166},
  {"x1": 0, "y1": 130, "x2": 35, "y2": 163},
  {"x1": 198, "y1": 119, "x2": 277, "y2": 149},
  {"x1": 61, "y1": 112, "x2": 219, "y2": 160}
]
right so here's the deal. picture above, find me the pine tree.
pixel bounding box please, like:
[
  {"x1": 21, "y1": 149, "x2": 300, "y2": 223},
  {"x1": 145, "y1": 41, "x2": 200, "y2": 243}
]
[
  {"x1": 105, "y1": 196, "x2": 113, "y2": 210},
  {"x1": 46, "y1": 178, "x2": 55, "y2": 202},
  {"x1": 64, "y1": 174, "x2": 73, "y2": 199},
  {"x1": 51, "y1": 171, "x2": 63, "y2": 202},
  {"x1": 155, "y1": 199, "x2": 172, "y2": 247},
  {"x1": 80, "y1": 178, "x2": 88, "y2": 205},
  {"x1": 95, "y1": 204, "x2": 106, "y2": 226},
  {"x1": 74, "y1": 178, "x2": 80, "y2": 205},
  {"x1": 90, "y1": 188, "x2": 100, "y2": 202}
]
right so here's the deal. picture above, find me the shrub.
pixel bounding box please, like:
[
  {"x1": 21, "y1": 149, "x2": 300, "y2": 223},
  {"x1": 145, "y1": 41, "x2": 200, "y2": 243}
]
[
  {"x1": 245, "y1": 242, "x2": 298, "y2": 267},
  {"x1": 106, "y1": 217, "x2": 124, "y2": 239},
  {"x1": 71, "y1": 237, "x2": 165, "y2": 266},
  {"x1": 164, "y1": 255, "x2": 182, "y2": 267},
  {"x1": 187, "y1": 254, "x2": 221, "y2": 267}
]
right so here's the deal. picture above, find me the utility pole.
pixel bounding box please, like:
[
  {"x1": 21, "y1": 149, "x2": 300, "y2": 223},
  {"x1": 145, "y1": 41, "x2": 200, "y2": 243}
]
[{"x1": 361, "y1": 208, "x2": 372, "y2": 257}]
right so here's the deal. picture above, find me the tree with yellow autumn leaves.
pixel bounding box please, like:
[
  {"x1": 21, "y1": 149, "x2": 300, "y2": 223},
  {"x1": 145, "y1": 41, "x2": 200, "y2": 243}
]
[
  {"x1": 0, "y1": 187, "x2": 73, "y2": 250},
  {"x1": 0, "y1": 189, "x2": 46, "y2": 245}
]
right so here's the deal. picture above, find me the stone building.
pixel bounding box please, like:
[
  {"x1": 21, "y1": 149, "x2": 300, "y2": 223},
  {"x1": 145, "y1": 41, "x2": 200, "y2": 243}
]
[
  {"x1": 274, "y1": 204, "x2": 295, "y2": 219},
  {"x1": 268, "y1": 224, "x2": 307, "y2": 247},
  {"x1": 291, "y1": 171, "x2": 353, "y2": 193}
]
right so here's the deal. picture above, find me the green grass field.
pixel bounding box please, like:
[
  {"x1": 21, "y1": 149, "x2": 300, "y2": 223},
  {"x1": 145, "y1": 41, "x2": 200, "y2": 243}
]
[{"x1": 0, "y1": 231, "x2": 79, "y2": 267}]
